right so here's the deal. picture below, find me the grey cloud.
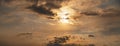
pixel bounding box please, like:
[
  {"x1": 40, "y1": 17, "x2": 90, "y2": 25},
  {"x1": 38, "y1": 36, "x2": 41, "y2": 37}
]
[
  {"x1": 99, "y1": 0, "x2": 120, "y2": 9},
  {"x1": 102, "y1": 27, "x2": 120, "y2": 35},
  {"x1": 27, "y1": 0, "x2": 69, "y2": 16},
  {"x1": 109, "y1": 0, "x2": 120, "y2": 6},
  {"x1": 98, "y1": 15, "x2": 120, "y2": 36}
]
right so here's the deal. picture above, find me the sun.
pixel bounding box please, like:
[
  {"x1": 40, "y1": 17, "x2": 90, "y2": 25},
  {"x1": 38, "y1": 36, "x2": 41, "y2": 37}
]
[
  {"x1": 55, "y1": 6, "x2": 75, "y2": 24},
  {"x1": 51, "y1": 6, "x2": 76, "y2": 24},
  {"x1": 59, "y1": 16, "x2": 70, "y2": 24}
]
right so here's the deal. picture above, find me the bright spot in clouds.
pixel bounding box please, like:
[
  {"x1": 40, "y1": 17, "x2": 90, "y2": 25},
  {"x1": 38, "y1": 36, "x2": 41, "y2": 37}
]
[{"x1": 55, "y1": 6, "x2": 75, "y2": 24}]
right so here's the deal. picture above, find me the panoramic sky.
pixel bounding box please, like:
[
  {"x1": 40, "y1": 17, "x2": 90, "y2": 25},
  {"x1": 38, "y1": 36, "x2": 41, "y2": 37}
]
[{"x1": 0, "y1": 0, "x2": 120, "y2": 46}]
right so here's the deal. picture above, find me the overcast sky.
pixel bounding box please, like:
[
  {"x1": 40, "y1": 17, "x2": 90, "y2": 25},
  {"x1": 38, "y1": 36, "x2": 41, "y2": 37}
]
[{"x1": 0, "y1": 0, "x2": 120, "y2": 46}]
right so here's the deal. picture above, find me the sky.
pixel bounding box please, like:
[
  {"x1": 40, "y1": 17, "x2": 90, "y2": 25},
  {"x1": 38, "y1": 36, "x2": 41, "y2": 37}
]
[{"x1": 0, "y1": 0, "x2": 120, "y2": 46}]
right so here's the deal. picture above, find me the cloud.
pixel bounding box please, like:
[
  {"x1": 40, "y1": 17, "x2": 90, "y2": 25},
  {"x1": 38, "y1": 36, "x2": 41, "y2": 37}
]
[
  {"x1": 102, "y1": 27, "x2": 120, "y2": 35},
  {"x1": 64, "y1": 0, "x2": 108, "y2": 11},
  {"x1": 99, "y1": 16, "x2": 120, "y2": 35},
  {"x1": 0, "y1": 0, "x2": 120, "y2": 46}
]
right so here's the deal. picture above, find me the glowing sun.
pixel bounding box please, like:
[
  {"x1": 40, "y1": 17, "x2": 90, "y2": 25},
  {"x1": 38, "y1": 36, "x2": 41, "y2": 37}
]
[{"x1": 56, "y1": 6, "x2": 75, "y2": 24}]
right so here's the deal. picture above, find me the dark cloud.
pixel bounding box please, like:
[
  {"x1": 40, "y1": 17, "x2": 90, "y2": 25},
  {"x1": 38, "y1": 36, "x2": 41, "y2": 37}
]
[
  {"x1": 27, "y1": 0, "x2": 69, "y2": 16},
  {"x1": 100, "y1": 0, "x2": 120, "y2": 9},
  {"x1": 28, "y1": 6, "x2": 54, "y2": 16},
  {"x1": 16, "y1": 32, "x2": 33, "y2": 39},
  {"x1": 100, "y1": 8, "x2": 120, "y2": 16},
  {"x1": 102, "y1": 27, "x2": 120, "y2": 35},
  {"x1": 0, "y1": 0, "x2": 12, "y2": 4},
  {"x1": 47, "y1": 35, "x2": 96, "y2": 46},
  {"x1": 110, "y1": 0, "x2": 120, "y2": 6},
  {"x1": 99, "y1": 15, "x2": 120, "y2": 36},
  {"x1": 80, "y1": 11, "x2": 99, "y2": 16},
  {"x1": 44, "y1": 2, "x2": 61, "y2": 9}
]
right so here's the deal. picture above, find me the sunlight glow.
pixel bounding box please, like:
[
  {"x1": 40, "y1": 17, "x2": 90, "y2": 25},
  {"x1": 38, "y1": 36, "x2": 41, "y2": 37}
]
[{"x1": 56, "y1": 6, "x2": 75, "y2": 24}]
